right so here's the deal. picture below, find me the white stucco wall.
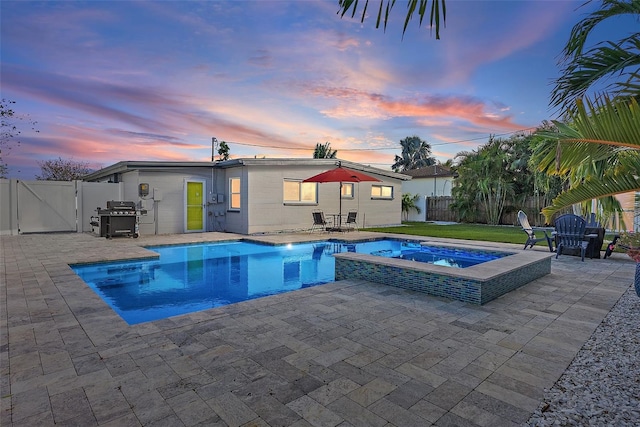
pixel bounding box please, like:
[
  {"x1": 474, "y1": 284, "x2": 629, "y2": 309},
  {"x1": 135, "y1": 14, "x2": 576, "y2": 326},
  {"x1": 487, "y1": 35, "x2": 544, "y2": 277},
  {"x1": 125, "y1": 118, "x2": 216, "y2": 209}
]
[
  {"x1": 82, "y1": 160, "x2": 408, "y2": 235},
  {"x1": 402, "y1": 176, "x2": 454, "y2": 222},
  {"x1": 240, "y1": 164, "x2": 404, "y2": 234},
  {"x1": 118, "y1": 168, "x2": 224, "y2": 235}
]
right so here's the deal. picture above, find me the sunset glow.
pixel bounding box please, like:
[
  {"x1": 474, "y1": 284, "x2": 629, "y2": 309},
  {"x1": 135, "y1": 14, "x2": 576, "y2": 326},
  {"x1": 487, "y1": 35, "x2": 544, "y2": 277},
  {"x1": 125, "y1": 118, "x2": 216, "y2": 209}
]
[{"x1": 0, "y1": 0, "x2": 622, "y2": 178}]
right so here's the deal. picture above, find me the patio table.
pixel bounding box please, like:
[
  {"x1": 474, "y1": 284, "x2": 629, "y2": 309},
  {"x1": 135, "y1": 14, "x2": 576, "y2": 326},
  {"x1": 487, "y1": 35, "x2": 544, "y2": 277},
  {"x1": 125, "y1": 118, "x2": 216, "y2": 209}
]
[{"x1": 327, "y1": 213, "x2": 346, "y2": 231}]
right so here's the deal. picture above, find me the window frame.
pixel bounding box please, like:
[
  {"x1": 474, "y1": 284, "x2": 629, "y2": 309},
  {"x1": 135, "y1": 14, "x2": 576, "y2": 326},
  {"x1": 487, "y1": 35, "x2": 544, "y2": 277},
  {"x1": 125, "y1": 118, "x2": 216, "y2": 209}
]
[
  {"x1": 371, "y1": 184, "x2": 394, "y2": 200},
  {"x1": 341, "y1": 183, "x2": 354, "y2": 199},
  {"x1": 229, "y1": 177, "x2": 241, "y2": 210},
  {"x1": 283, "y1": 179, "x2": 318, "y2": 205}
]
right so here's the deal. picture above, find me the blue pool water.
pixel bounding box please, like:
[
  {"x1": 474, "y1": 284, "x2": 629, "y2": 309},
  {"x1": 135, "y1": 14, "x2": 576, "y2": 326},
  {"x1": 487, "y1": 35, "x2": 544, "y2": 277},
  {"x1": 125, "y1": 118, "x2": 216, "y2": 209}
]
[
  {"x1": 71, "y1": 239, "x2": 506, "y2": 324},
  {"x1": 393, "y1": 245, "x2": 506, "y2": 267}
]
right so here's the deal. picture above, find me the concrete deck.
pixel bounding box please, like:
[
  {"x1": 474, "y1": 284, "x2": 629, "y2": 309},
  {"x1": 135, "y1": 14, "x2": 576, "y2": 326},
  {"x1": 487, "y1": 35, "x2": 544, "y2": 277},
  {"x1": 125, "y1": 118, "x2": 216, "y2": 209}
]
[{"x1": 0, "y1": 232, "x2": 634, "y2": 426}]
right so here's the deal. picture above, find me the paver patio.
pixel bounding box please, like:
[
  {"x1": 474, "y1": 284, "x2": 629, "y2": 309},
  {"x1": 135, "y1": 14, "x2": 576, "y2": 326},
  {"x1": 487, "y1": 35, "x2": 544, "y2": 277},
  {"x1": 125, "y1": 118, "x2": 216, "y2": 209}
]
[{"x1": 0, "y1": 232, "x2": 634, "y2": 426}]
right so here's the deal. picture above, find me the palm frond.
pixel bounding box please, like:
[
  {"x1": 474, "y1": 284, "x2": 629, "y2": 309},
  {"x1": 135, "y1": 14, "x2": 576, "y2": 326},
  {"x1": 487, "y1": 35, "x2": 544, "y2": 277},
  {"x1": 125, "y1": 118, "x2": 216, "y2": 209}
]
[
  {"x1": 539, "y1": 96, "x2": 640, "y2": 221},
  {"x1": 337, "y1": 0, "x2": 446, "y2": 38},
  {"x1": 573, "y1": 96, "x2": 640, "y2": 146},
  {"x1": 563, "y1": 0, "x2": 640, "y2": 60},
  {"x1": 538, "y1": 96, "x2": 640, "y2": 150},
  {"x1": 542, "y1": 172, "x2": 640, "y2": 221},
  {"x1": 552, "y1": 35, "x2": 640, "y2": 110}
]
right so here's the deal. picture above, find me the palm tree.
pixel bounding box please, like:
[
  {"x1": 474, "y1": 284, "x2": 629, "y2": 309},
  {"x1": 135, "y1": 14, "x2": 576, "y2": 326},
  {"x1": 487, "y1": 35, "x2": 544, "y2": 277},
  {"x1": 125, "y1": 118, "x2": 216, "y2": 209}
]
[
  {"x1": 337, "y1": 0, "x2": 447, "y2": 39},
  {"x1": 313, "y1": 142, "x2": 337, "y2": 159},
  {"x1": 392, "y1": 136, "x2": 435, "y2": 172},
  {"x1": 402, "y1": 193, "x2": 422, "y2": 221},
  {"x1": 535, "y1": 0, "x2": 640, "y2": 222},
  {"x1": 451, "y1": 137, "x2": 515, "y2": 225}
]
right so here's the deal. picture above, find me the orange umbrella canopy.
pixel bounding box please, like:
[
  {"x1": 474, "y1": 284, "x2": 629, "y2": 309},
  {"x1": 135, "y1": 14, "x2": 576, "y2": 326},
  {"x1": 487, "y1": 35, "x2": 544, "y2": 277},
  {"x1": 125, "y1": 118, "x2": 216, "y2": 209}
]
[{"x1": 302, "y1": 165, "x2": 381, "y2": 183}]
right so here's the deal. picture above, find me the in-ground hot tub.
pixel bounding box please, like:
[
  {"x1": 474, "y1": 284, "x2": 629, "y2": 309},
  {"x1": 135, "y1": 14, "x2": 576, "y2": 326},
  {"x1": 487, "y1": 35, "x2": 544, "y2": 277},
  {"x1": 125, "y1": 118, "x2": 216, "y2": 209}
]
[{"x1": 334, "y1": 240, "x2": 552, "y2": 305}]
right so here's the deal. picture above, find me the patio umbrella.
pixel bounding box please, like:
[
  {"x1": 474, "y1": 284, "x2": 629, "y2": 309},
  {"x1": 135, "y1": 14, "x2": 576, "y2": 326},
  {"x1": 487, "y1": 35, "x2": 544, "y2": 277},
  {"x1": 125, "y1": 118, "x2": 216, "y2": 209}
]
[{"x1": 303, "y1": 162, "x2": 381, "y2": 229}]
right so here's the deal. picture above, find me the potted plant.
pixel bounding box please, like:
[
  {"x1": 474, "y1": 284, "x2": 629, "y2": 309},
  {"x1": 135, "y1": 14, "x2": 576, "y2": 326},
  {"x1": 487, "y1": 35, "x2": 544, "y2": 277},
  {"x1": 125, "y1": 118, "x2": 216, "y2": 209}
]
[{"x1": 618, "y1": 231, "x2": 640, "y2": 297}]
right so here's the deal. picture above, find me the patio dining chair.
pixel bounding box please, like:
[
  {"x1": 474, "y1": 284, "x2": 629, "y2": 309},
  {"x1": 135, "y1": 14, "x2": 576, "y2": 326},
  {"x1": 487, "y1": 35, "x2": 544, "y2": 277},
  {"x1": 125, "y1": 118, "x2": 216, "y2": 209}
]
[
  {"x1": 554, "y1": 214, "x2": 589, "y2": 261},
  {"x1": 310, "y1": 210, "x2": 332, "y2": 233},
  {"x1": 517, "y1": 210, "x2": 554, "y2": 252},
  {"x1": 344, "y1": 211, "x2": 358, "y2": 231}
]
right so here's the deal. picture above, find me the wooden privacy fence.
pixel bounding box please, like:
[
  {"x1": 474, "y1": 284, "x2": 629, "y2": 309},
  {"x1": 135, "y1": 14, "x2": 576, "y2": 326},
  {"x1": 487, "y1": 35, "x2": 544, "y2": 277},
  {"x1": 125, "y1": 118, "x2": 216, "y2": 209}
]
[
  {"x1": 425, "y1": 197, "x2": 457, "y2": 223},
  {"x1": 425, "y1": 196, "x2": 558, "y2": 226}
]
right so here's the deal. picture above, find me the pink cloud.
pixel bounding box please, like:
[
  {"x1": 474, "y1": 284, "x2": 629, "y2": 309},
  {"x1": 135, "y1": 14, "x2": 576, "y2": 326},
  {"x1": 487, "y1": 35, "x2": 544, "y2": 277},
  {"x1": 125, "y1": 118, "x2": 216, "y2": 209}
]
[
  {"x1": 379, "y1": 95, "x2": 524, "y2": 131},
  {"x1": 297, "y1": 81, "x2": 526, "y2": 132},
  {"x1": 3, "y1": 64, "x2": 321, "y2": 158}
]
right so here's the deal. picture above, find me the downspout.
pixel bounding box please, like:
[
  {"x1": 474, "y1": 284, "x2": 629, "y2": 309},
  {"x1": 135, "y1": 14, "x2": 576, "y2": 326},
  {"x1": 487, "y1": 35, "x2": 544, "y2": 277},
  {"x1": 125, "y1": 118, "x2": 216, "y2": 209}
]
[
  {"x1": 425, "y1": 195, "x2": 429, "y2": 221},
  {"x1": 434, "y1": 164, "x2": 438, "y2": 197},
  {"x1": 211, "y1": 137, "x2": 217, "y2": 232},
  {"x1": 154, "y1": 200, "x2": 159, "y2": 235}
]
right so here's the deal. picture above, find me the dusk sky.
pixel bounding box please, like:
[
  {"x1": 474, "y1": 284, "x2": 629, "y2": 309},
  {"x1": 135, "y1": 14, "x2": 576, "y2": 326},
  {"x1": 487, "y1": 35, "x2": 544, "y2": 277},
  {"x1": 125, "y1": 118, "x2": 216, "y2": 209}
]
[{"x1": 1, "y1": 0, "x2": 632, "y2": 179}]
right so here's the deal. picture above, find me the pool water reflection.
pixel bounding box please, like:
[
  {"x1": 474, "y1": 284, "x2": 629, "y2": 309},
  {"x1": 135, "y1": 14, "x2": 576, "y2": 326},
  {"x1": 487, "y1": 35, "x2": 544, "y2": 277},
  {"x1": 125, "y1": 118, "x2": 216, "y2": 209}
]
[{"x1": 71, "y1": 239, "x2": 508, "y2": 324}]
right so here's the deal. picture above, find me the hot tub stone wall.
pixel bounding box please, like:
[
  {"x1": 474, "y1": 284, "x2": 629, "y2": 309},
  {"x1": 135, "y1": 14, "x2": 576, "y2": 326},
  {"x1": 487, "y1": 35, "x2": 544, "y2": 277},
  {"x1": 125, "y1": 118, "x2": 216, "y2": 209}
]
[{"x1": 334, "y1": 256, "x2": 551, "y2": 305}]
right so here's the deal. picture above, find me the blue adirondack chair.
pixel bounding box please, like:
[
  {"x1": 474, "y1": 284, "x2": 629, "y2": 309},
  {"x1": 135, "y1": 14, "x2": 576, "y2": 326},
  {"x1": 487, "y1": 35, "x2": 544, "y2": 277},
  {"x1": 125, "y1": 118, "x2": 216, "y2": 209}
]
[{"x1": 554, "y1": 214, "x2": 589, "y2": 261}]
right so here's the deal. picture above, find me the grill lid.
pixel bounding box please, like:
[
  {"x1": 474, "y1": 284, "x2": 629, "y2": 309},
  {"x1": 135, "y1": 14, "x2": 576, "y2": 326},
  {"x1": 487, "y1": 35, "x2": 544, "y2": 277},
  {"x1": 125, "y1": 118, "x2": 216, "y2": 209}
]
[{"x1": 106, "y1": 201, "x2": 137, "y2": 210}]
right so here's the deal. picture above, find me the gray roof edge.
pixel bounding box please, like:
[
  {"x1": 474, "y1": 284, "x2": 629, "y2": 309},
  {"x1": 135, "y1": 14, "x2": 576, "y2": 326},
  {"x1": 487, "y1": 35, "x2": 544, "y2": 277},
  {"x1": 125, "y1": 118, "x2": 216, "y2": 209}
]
[
  {"x1": 83, "y1": 158, "x2": 410, "y2": 181},
  {"x1": 82, "y1": 160, "x2": 216, "y2": 181},
  {"x1": 235, "y1": 158, "x2": 410, "y2": 180},
  {"x1": 402, "y1": 165, "x2": 455, "y2": 178}
]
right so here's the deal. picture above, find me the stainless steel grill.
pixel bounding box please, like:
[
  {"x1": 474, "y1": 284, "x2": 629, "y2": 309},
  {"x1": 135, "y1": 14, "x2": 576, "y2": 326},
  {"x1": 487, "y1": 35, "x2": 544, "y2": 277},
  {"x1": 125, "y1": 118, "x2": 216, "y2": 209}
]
[{"x1": 93, "y1": 201, "x2": 139, "y2": 238}]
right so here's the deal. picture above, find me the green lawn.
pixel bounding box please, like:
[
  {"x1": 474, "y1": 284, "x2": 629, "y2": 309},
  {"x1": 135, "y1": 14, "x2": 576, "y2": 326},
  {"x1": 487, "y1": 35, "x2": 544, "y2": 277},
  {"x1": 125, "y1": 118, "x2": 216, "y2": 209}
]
[
  {"x1": 363, "y1": 221, "x2": 617, "y2": 251},
  {"x1": 363, "y1": 222, "x2": 527, "y2": 244}
]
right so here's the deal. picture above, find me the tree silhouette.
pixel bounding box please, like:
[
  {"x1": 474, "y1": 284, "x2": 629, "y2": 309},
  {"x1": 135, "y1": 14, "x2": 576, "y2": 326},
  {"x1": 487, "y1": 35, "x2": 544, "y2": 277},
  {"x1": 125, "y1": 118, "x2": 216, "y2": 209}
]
[
  {"x1": 392, "y1": 136, "x2": 435, "y2": 172},
  {"x1": 1, "y1": 99, "x2": 38, "y2": 177},
  {"x1": 218, "y1": 141, "x2": 230, "y2": 161},
  {"x1": 36, "y1": 157, "x2": 92, "y2": 181},
  {"x1": 313, "y1": 142, "x2": 337, "y2": 159}
]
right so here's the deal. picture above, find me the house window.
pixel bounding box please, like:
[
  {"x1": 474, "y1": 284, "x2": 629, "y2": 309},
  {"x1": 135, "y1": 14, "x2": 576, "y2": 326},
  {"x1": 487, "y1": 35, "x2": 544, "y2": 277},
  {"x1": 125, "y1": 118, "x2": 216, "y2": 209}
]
[
  {"x1": 229, "y1": 178, "x2": 241, "y2": 210},
  {"x1": 371, "y1": 185, "x2": 393, "y2": 199},
  {"x1": 283, "y1": 180, "x2": 317, "y2": 203},
  {"x1": 341, "y1": 183, "x2": 354, "y2": 198}
]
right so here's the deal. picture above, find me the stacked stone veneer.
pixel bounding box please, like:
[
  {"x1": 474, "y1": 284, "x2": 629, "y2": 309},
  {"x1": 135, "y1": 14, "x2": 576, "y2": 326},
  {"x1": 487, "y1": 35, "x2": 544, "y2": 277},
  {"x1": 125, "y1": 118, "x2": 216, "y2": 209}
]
[{"x1": 334, "y1": 253, "x2": 551, "y2": 305}]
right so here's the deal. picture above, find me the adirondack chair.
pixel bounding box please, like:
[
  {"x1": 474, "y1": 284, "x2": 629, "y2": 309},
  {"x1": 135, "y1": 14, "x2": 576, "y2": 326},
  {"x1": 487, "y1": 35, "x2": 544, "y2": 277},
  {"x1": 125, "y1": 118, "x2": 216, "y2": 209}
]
[
  {"x1": 554, "y1": 214, "x2": 590, "y2": 261},
  {"x1": 517, "y1": 210, "x2": 554, "y2": 252}
]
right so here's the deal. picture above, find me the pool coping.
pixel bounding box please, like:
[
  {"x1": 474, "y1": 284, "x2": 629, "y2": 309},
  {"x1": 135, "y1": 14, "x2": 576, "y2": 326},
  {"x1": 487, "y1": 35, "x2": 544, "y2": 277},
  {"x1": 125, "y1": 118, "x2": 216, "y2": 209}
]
[
  {"x1": 333, "y1": 238, "x2": 554, "y2": 304},
  {"x1": 332, "y1": 239, "x2": 552, "y2": 281},
  {"x1": 69, "y1": 234, "x2": 553, "y2": 308}
]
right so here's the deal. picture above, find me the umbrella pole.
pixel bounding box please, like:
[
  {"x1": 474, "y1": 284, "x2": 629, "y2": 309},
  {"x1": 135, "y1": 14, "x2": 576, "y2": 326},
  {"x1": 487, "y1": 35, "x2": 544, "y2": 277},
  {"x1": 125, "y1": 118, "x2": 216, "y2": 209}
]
[{"x1": 338, "y1": 182, "x2": 342, "y2": 229}]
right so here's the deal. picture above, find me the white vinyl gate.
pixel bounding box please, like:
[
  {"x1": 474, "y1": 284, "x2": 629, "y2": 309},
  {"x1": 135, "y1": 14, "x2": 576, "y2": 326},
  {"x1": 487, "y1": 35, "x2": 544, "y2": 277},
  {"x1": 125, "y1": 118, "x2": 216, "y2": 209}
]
[
  {"x1": 0, "y1": 179, "x2": 124, "y2": 235},
  {"x1": 16, "y1": 180, "x2": 77, "y2": 233}
]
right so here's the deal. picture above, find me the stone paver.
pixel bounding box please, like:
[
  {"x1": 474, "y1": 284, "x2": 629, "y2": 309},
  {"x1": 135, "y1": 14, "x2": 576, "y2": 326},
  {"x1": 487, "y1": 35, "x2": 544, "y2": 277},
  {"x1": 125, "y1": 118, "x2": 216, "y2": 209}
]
[{"x1": 0, "y1": 231, "x2": 635, "y2": 426}]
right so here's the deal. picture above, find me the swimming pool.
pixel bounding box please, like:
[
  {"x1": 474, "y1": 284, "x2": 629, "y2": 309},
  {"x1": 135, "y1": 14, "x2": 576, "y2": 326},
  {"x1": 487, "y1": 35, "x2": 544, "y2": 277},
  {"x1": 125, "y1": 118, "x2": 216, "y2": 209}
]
[
  {"x1": 373, "y1": 244, "x2": 508, "y2": 268},
  {"x1": 71, "y1": 239, "x2": 506, "y2": 324}
]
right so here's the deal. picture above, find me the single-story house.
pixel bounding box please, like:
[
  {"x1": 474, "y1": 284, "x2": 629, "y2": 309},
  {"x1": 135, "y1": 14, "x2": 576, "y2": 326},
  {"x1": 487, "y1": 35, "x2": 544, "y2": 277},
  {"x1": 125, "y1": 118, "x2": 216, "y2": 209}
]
[
  {"x1": 401, "y1": 165, "x2": 456, "y2": 221},
  {"x1": 83, "y1": 158, "x2": 411, "y2": 235}
]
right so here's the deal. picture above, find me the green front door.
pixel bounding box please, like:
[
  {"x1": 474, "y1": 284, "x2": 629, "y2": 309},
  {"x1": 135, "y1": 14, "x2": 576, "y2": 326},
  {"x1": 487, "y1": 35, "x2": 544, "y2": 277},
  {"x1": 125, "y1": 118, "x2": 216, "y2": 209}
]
[{"x1": 186, "y1": 181, "x2": 204, "y2": 232}]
